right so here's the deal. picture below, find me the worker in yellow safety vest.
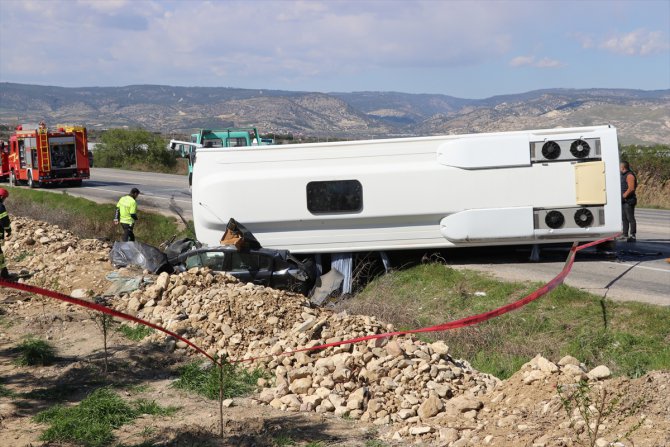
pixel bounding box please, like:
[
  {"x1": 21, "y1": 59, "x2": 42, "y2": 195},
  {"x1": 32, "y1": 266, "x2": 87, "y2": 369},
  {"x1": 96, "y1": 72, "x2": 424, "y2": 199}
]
[
  {"x1": 0, "y1": 188, "x2": 12, "y2": 279},
  {"x1": 114, "y1": 188, "x2": 141, "y2": 242}
]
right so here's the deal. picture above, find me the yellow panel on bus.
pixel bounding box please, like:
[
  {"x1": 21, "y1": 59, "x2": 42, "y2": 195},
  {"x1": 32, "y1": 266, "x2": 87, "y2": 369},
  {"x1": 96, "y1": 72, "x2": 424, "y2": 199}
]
[{"x1": 575, "y1": 161, "x2": 607, "y2": 205}]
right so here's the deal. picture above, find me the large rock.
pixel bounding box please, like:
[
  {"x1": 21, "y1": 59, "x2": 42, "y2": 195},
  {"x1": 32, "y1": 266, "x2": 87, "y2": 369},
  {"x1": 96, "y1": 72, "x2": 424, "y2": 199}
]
[
  {"x1": 558, "y1": 355, "x2": 581, "y2": 366},
  {"x1": 70, "y1": 288, "x2": 89, "y2": 299},
  {"x1": 431, "y1": 341, "x2": 450, "y2": 356},
  {"x1": 537, "y1": 356, "x2": 559, "y2": 373},
  {"x1": 446, "y1": 394, "x2": 483, "y2": 413},
  {"x1": 417, "y1": 393, "x2": 444, "y2": 420},
  {"x1": 156, "y1": 272, "x2": 170, "y2": 291},
  {"x1": 289, "y1": 377, "x2": 312, "y2": 395},
  {"x1": 588, "y1": 365, "x2": 611, "y2": 380}
]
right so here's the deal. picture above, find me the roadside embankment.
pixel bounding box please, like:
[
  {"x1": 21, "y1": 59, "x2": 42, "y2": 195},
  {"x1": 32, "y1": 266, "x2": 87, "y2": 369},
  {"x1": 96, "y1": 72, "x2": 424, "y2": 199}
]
[{"x1": 5, "y1": 187, "x2": 190, "y2": 246}]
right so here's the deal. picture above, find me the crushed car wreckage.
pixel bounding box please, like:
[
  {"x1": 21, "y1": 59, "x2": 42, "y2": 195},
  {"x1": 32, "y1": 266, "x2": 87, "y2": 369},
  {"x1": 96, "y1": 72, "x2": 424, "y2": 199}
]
[{"x1": 109, "y1": 219, "x2": 316, "y2": 295}]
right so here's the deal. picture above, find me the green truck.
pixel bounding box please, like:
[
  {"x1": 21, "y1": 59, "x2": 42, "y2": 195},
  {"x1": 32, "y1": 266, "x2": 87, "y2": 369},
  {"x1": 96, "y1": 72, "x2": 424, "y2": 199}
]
[{"x1": 169, "y1": 127, "x2": 264, "y2": 187}]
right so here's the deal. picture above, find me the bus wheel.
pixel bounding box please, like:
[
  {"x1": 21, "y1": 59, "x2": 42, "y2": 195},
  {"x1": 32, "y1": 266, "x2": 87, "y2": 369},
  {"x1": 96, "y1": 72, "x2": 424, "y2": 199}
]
[{"x1": 9, "y1": 171, "x2": 16, "y2": 187}]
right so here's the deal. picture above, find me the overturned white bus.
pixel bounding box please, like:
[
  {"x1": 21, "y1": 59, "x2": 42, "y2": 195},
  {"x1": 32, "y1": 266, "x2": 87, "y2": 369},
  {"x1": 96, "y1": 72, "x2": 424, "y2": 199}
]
[{"x1": 191, "y1": 125, "x2": 621, "y2": 254}]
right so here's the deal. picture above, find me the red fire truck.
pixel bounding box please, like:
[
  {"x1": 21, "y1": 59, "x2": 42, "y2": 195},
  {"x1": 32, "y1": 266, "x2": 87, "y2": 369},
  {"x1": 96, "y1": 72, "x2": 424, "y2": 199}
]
[
  {"x1": 3, "y1": 123, "x2": 90, "y2": 187},
  {"x1": 0, "y1": 141, "x2": 9, "y2": 181}
]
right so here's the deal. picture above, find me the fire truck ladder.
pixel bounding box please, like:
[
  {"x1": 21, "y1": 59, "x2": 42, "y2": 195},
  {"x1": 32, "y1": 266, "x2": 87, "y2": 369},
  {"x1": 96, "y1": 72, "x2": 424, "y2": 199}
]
[{"x1": 38, "y1": 127, "x2": 50, "y2": 171}]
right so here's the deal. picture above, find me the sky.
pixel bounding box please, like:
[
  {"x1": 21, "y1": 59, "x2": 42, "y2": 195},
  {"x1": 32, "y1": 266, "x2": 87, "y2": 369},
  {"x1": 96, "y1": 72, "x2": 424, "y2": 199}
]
[{"x1": 0, "y1": 0, "x2": 668, "y2": 98}]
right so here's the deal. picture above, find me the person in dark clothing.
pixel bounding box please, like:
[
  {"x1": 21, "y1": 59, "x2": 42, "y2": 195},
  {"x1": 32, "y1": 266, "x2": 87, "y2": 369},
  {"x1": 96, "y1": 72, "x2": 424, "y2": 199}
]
[
  {"x1": 0, "y1": 188, "x2": 12, "y2": 279},
  {"x1": 620, "y1": 161, "x2": 637, "y2": 242}
]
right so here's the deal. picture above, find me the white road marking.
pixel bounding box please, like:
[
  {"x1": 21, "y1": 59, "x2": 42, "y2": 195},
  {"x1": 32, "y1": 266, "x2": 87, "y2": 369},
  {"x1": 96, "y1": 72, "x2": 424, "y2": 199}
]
[
  {"x1": 81, "y1": 186, "x2": 192, "y2": 205},
  {"x1": 599, "y1": 261, "x2": 670, "y2": 274}
]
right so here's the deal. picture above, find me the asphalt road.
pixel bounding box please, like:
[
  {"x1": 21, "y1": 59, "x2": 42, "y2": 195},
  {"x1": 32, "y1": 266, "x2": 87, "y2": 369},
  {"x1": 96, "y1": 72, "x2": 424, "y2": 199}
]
[
  {"x1": 50, "y1": 167, "x2": 194, "y2": 221},
  {"x1": 51, "y1": 168, "x2": 669, "y2": 305},
  {"x1": 447, "y1": 208, "x2": 670, "y2": 306}
]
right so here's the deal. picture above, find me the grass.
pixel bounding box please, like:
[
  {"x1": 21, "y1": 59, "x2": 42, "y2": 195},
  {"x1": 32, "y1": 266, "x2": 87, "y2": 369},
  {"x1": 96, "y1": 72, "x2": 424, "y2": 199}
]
[
  {"x1": 12, "y1": 250, "x2": 33, "y2": 262},
  {"x1": 6, "y1": 187, "x2": 193, "y2": 246},
  {"x1": 273, "y1": 434, "x2": 295, "y2": 446},
  {"x1": 172, "y1": 359, "x2": 266, "y2": 400},
  {"x1": 117, "y1": 324, "x2": 154, "y2": 341},
  {"x1": 34, "y1": 387, "x2": 178, "y2": 447},
  {"x1": 14, "y1": 337, "x2": 57, "y2": 366},
  {"x1": 0, "y1": 313, "x2": 11, "y2": 329},
  {"x1": 0, "y1": 381, "x2": 16, "y2": 398},
  {"x1": 340, "y1": 263, "x2": 670, "y2": 380}
]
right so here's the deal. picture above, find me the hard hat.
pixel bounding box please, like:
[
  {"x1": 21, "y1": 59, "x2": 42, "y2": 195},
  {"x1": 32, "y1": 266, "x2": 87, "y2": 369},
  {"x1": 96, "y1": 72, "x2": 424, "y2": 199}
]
[{"x1": 0, "y1": 188, "x2": 8, "y2": 199}]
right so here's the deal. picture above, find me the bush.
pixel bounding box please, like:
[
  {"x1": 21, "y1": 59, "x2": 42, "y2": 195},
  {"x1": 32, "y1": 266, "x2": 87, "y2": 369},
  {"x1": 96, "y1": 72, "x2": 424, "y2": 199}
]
[
  {"x1": 620, "y1": 144, "x2": 670, "y2": 208},
  {"x1": 15, "y1": 338, "x2": 56, "y2": 366},
  {"x1": 95, "y1": 128, "x2": 177, "y2": 172}
]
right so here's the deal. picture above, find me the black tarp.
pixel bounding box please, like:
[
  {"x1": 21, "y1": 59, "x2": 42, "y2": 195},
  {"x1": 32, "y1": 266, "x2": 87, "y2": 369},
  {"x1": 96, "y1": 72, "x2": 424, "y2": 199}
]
[{"x1": 109, "y1": 241, "x2": 171, "y2": 273}]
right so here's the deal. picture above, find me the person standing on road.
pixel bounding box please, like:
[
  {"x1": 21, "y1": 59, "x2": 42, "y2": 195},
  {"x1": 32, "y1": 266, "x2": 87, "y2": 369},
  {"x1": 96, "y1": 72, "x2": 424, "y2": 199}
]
[
  {"x1": 0, "y1": 188, "x2": 12, "y2": 279},
  {"x1": 114, "y1": 188, "x2": 140, "y2": 242},
  {"x1": 620, "y1": 161, "x2": 638, "y2": 242}
]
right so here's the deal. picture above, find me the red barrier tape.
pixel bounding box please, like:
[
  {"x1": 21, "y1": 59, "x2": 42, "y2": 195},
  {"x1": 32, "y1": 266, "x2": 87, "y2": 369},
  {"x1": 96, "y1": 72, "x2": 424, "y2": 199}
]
[
  {"x1": 0, "y1": 278, "x2": 219, "y2": 365},
  {"x1": 0, "y1": 235, "x2": 616, "y2": 366}
]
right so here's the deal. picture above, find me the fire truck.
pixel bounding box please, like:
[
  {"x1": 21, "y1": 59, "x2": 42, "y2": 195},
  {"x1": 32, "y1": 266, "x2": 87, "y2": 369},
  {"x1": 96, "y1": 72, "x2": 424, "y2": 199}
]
[
  {"x1": 3, "y1": 123, "x2": 90, "y2": 187},
  {"x1": 0, "y1": 141, "x2": 9, "y2": 182}
]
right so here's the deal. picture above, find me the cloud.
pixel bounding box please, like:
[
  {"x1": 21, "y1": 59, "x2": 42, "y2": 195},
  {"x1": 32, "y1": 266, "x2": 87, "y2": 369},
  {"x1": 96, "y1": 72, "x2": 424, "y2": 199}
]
[
  {"x1": 600, "y1": 29, "x2": 669, "y2": 56},
  {"x1": 574, "y1": 29, "x2": 669, "y2": 56},
  {"x1": 0, "y1": 0, "x2": 533, "y2": 87},
  {"x1": 509, "y1": 56, "x2": 564, "y2": 68}
]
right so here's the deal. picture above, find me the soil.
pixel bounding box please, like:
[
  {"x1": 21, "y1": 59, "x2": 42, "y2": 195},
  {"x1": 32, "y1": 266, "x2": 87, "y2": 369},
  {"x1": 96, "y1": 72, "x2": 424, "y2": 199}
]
[{"x1": 0, "y1": 296, "x2": 376, "y2": 447}]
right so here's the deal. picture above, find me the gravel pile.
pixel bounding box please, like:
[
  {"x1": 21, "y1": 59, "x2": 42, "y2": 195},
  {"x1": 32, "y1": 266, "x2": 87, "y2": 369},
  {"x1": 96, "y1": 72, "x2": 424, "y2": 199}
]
[{"x1": 112, "y1": 268, "x2": 502, "y2": 442}]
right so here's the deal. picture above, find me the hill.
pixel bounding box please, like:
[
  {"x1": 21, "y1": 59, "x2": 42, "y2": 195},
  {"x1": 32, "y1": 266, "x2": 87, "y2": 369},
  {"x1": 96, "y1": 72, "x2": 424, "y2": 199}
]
[{"x1": 0, "y1": 83, "x2": 668, "y2": 144}]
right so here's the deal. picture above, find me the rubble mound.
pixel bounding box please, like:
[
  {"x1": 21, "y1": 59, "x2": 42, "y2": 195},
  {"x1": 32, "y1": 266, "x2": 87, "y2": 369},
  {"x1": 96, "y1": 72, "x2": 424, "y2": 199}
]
[
  {"x1": 113, "y1": 268, "x2": 500, "y2": 434},
  {"x1": 112, "y1": 270, "x2": 670, "y2": 446},
  {"x1": 6, "y1": 217, "x2": 111, "y2": 293}
]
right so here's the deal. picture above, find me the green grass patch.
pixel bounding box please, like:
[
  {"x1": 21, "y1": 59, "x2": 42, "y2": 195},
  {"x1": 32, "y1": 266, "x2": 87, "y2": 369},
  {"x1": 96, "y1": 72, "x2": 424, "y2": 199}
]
[
  {"x1": 172, "y1": 359, "x2": 265, "y2": 400},
  {"x1": 0, "y1": 381, "x2": 16, "y2": 398},
  {"x1": 133, "y1": 398, "x2": 179, "y2": 416},
  {"x1": 117, "y1": 324, "x2": 154, "y2": 341},
  {"x1": 122, "y1": 384, "x2": 152, "y2": 395},
  {"x1": 6, "y1": 187, "x2": 193, "y2": 246},
  {"x1": 343, "y1": 263, "x2": 670, "y2": 379},
  {"x1": 34, "y1": 388, "x2": 177, "y2": 447},
  {"x1": 14, "y1": 338, "x2": 56, "y2": 366},
  {"x1": 11, "y1": 250, "x2": 33, "y2": 262},
  {"x1": 273, "y1": 434, "x2": 295, "y2": 446}
]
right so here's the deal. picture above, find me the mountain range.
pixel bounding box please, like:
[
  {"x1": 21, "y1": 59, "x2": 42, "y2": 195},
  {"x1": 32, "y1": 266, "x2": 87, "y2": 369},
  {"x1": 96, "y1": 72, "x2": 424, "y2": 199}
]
[{"x1": 0, "y1": 82, "x2": 668, "y2": 144}]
